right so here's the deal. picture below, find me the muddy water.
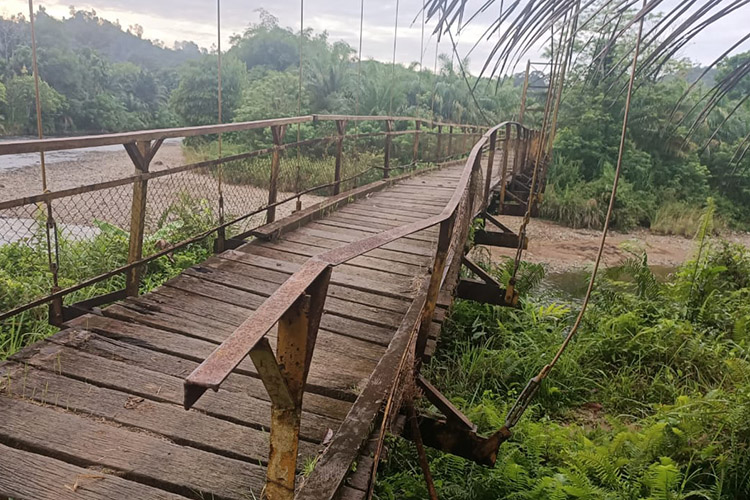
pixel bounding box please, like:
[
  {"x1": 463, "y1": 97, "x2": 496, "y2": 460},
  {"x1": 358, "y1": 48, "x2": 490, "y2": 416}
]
[{"x1": 541, "y1": 264, "x2": 678, "y2": 301}]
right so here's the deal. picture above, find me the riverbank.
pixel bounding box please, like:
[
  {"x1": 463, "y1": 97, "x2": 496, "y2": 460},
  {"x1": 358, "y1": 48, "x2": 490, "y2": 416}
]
[{"x1": 486, "y1": 215, "x2": 750, "y2": 273}]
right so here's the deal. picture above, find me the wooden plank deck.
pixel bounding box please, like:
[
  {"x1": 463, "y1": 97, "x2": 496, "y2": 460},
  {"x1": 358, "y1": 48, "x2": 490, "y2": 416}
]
[{"x1": 0, "y1": 162, "x2": 475, "y2": 500}]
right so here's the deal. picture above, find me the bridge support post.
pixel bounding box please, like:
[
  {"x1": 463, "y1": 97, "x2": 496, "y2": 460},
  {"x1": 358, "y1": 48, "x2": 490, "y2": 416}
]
[
  {"x1": 334, "y1": 120, "x2": 347, "y2": 195},
  {"x1": 267, "y1": 124, "x2": 288, "y2": 224},
  {"x1": 436, "y1": 125, "x2": 443, "y2": 161},
  {"x1": 412, "y1": 120, "x2": 421, "y2": 164},
  {"x1": 383, "y1": 119, "x2": 393, "y2": 179},
  {"x1": 123, "y1": 139, "x2": 163, "y2": 296},
  {"x1": 447, "y1": 125, "x2": 454, "y2": 158},
  {"x1": 258, "y1": 267, "x2": 331, "y2": 500},
  {"x1": 482, "y1": 130, "x2": 498, "y2": 211},
  {"x1": 416, "y1": 213, "x2": 455, "y2": 361},
  {"x1": 499, "y1": 123, "x2": 512, "y2": 213}
]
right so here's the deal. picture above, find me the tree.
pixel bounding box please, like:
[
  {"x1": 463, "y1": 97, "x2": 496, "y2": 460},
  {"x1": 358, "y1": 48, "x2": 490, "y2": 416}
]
[
  {"x1": 5, "y1": 74, "x2": 67, "y2": 134},
  {"x1": 170, "y1": 55, "x2": 246, "y2": 126},
  {"x1": 228, "y1": 11, "x2": 299, "y2": 72}
]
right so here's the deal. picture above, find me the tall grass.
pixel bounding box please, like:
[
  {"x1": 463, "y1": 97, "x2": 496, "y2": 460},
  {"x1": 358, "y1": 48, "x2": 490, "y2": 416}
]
[{"x1": 377, "y1": 217, "x2": 750, "y2": 498}]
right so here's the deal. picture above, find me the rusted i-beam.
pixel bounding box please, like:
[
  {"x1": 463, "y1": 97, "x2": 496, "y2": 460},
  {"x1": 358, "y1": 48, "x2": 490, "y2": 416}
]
[
  {"x1": 123, "y1": 139, "x2": 163, "y2": 296},
  {"x1": 384, "y1": 120, "x2": 394, "y2": 179},
  {"x1": 482, "y1": 129, "x2": 498, "y2": 211},
  {"x1": 267, "y1": 124, "x2": 288, "y2": 223},
  {"x1": 334, "y1": 120, "x2": 347, "y2": 195}
]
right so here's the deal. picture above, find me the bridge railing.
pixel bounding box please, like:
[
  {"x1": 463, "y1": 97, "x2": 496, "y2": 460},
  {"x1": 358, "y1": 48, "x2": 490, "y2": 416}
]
[
  {"x1": 0, "y1": 115, "x2": 485, "y2": 329},
  {"x1": 181, "y1": 119, "x2": 533, "y2": 499}
]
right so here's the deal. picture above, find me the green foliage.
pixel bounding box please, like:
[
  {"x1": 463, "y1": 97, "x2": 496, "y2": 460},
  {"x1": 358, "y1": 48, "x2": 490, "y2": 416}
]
[
  {"x1": 0, "y1": 193, "x2": 216, "y2": 360},
  {"x1": 377, "y1": 235, "x2": 750, "y2": 499},
  {"x1": 4, "y1": 74, "x2": 67, "y2": 134},
  {"x1": 170, "y1": 55, "x2": 246, "y2": 128}
]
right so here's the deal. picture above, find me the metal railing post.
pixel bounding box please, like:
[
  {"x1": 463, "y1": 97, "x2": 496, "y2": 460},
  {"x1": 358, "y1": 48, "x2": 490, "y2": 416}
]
[
  {"x1": 500, "y1": 124, "x2": 512, "y2": 213},
  {"x1": 412, "y1": 120, "x2": 421, "y2": 164},
  {"x1": 124, "y1": 139, "x2": 162, "y2": 296},
  {"x1": 383, "y1": 119, "x2": 393, "y2": 179},
  {"x1": 334, "y1": 120, "x2": 347, "y2": 195},
  {"x1": 447, "y1": 125, "x2": 454, "y2": 158},
  {"x1": 255, "y1": 267, "x2": 331, "y2": 500},
  {"x1": 436, "y1": 125, "x2": 443, "y2": 162},
  {"x1": 483, "y1": 130, "x2": 498, "y2": 211},
  {"x1": 267, "y1": 124, "x2": 288, "y2": 223},
  {"x1": 416, "y1": 213, "x2": 455, "y2": 361}
]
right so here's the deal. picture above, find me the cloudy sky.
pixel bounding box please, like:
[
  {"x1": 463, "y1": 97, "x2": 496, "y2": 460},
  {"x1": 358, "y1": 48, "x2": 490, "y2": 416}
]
[{"x1": 2, "y1": 0, "x2": 748, "y2": 76}]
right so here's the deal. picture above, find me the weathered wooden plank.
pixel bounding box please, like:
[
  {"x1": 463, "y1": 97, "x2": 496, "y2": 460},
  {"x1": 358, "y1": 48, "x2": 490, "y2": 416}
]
[
  {"x1": 239, "y1": 244, "x2": 414, "y2": 289},
  {"x1": 220, "y1": 249, "x2": 416, "y2": 300},
  {"x1": 184, "y1": 264, "x2": 408, "y2": 322},
  {"x1": 292, "y1": 226, "x2": 435, "y2": 253},
  {"x1": 1, "y1": 362, "x2": 319, "y2": 462},
  {"x1": 337, "y1": 206, "x2": 424, "y2": 224},
  {"x1": 0, "y1": 397, "x2": 268, "y2": 499},
  {"x1": 312, "y1": 218, "x2": 438, "y2": 244},
  {"x1": 7, "y1": 338, "x2": 338, "y2": 443},
  {"x1": 251, "y1": 165, "x2": 440, "y2": 241},
  {"x1": 85, "y1": 309, "x2": 374, "y2": 398},
  {"x1": 0, "y1": 443, "x2": 189, "y2": 500},
  {"x1": 164, "y1": 273, "x2": 405, "y2": 331},
  {"x1": 46, "y1": 328, "x2": 351, "y2": 421},
  {"x1": 131, "y1": 286, "x2": 394, "y2": 349},
  {"x1": 286, "y1": 224, "x2": 435, "y2": 257},
  {"x1": 280, "y1": 233, "x2": 431, "y2": 269},
  {"x1": 199, "y1": 257, "x2": 410, "y2": 314}
]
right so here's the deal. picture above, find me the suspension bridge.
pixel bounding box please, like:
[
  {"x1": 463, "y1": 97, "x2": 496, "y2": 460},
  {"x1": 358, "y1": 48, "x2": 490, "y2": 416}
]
[{"x1": 0, "y1": 0, "x2": 618, "y2": 497}]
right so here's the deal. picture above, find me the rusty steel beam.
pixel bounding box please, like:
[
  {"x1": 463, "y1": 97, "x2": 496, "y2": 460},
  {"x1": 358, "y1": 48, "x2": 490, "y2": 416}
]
[
  {"x1": 417, "y1": 375, "x2": 475, "y2": 431},
  {"x1": 473, "y1": 229, "x2": 527, "y2": 249},
  {"x1": 456, "y1": 279, "x2": 516, "y2": 307},
  {"x1": 333, "y1": 120, "x2": 347, "y2": 195},
  {"x1": 482, "y1": 130, "x2": 498, "y2": 211},
  {"x1": 266, "y1": 124, "x2": 288, "y2": 224},
  {"x1": 403, "y1": 414, "x2": 510, "y2": 467},
  {"x1": 124, "y1": 139, "x2": 161, "y2": 296},
  {"x1": 265, "y1": 268, "x2": 331, "y2": 499},
  {"x1": 383, "y1": 120, "x2": 394, "y2": 179}
]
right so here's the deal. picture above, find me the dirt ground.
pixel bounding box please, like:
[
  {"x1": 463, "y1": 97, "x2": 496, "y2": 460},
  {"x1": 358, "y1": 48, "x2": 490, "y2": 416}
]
[{"x1": 486, "y1": 215, "x2": 750, "y2": 273}]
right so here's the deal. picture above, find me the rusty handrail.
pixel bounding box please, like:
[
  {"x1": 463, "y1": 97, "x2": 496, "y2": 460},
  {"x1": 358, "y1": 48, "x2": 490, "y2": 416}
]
[{"x1": 0, "y1": 114, "x2": 484, "y2": 156}]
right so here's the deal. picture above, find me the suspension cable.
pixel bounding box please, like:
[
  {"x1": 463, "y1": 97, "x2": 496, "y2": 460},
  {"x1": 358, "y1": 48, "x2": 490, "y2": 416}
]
[
  {"x1": 506, "y1": 26, "x2": 562, "y2": 296},
  {"x1": 216, "y1": 0, "x2": 225, "y2": 233},
  {"x1": 28, "y1": 0, "x2": 60, "y2": 298},
  {"x1": 389, "y1": 0, "x2": 400, "y2": 115},
  {"x1": 503, "y1": 0, "x2": 647, "y2": 433},
  {"x1": 294, "y1": 0, "x2": 304, "y2": 196}
]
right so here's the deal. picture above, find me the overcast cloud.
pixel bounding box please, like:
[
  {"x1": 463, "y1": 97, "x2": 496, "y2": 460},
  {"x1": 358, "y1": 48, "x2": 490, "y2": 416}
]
[{"x1": 3, "y1": 0, "x2": 748, "y2": 76}]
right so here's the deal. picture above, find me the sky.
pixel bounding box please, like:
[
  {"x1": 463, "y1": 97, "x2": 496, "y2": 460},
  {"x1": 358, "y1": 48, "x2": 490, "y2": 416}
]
[{"x1": 2, "y1": 0, "x2": 749, "y2": 76}]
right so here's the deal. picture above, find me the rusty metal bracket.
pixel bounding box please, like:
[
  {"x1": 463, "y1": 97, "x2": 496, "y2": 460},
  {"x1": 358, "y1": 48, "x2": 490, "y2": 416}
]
[
  {"x1": 417, "y1": 375, "x2": 475, "y2": 432},
  {"x1": 402, "y1": 406, "x2": 510, "y2": 467},
  {"x1": 457, "y1": 256, "x2": 517, "y2": 307}
]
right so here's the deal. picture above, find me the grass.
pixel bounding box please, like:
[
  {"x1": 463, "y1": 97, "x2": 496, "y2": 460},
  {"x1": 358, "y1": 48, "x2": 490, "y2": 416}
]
[
  {"x1": 376, "y1": 212, "x2": 750, "y2": 499},
  {"x1": 0, "y1": 193, "x2": 217, "y2": 360}
]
